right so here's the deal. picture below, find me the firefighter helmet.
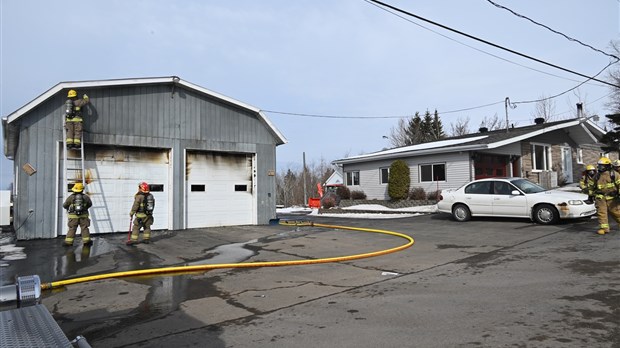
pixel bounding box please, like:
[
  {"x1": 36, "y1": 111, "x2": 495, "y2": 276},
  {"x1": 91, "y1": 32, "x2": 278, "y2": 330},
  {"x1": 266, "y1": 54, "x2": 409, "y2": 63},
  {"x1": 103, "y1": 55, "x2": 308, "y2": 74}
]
[
  {"x1": 613, "y1": 160, "x2": 620, "y2": 167},
  {"x1": 139, "y1": 182, "x2": 150, "y2": 193},
  {"x1": 586, "y1": 164, "x2": 596, "y2": 171},
  {"x1": 598, "y1": 157, "x2": 612, "y2": 165},
  {"x1": 67, "y1": 89, "x2": 77, "y2": 98},
  {"x1": 72, "y1": 182, "x2": 84, "y2": 192}
]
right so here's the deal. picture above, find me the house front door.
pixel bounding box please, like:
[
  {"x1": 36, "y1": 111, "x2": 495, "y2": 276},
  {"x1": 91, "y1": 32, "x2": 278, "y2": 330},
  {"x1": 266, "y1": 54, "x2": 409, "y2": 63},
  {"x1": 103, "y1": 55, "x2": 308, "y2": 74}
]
[{"x1": 561, "y1": 147, "x2": 573, "y2": 183}]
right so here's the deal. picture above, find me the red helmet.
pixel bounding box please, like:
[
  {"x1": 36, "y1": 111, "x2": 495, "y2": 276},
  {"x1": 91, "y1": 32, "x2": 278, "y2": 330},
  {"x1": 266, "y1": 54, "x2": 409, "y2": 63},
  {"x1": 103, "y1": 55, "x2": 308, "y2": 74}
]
[{"x1": 139, "y1": 182, "x2": 150, "y2": 193}]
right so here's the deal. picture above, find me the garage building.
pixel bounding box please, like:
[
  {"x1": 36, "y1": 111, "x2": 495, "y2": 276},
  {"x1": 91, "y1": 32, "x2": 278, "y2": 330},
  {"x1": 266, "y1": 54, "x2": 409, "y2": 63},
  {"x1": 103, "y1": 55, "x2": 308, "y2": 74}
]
[{"x1": 2, "y1": 77, "x2": 287, "y2": 239}]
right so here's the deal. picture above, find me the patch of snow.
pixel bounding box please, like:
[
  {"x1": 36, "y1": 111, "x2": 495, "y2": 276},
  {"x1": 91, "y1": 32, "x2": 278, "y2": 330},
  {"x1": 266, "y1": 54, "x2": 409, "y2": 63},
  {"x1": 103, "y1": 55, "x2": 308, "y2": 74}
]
[{"x1": 276, "y1": 204, "x2": 437, "y2": 219}]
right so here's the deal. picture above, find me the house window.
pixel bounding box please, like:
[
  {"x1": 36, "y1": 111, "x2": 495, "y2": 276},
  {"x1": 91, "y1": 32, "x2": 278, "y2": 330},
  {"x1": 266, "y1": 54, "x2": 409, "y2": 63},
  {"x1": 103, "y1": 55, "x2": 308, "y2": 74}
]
[
  {"x1": 380, "y1": 168, "x2": 389, "y2": 184},
  {"x1": 576, "y1": 148, "x2": 583, "y2": 164},
  {"x1": 531, "y1": 144, "x2": 551, "y2": 171},
  {"x1": 420, "y1": 163, "x2": 446, "y2": 182},
  {"x1": 346, "y1": 171, "x2": 360, "y2": 186}
]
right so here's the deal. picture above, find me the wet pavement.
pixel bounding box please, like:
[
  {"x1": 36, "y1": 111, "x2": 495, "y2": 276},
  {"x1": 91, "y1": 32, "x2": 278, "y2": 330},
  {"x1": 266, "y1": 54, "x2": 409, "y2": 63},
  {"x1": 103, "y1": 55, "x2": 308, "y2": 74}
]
[{"x1": 0, "y1": 213, "x2": 618, "y2": 347}]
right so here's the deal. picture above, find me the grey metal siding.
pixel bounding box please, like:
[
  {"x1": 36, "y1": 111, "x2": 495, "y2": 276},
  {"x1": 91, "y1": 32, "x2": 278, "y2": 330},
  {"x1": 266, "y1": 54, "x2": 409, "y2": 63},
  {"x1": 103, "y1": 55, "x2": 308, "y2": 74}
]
[
  {"x1": 256, "y1": 144, "x2": 277, "y2": 224},
  {"x1": 12, "y1": 82, "x2": 279, "y2": 239},
  {"x1": 343, "y1": 152, "x2": 471, "y2": 200}
]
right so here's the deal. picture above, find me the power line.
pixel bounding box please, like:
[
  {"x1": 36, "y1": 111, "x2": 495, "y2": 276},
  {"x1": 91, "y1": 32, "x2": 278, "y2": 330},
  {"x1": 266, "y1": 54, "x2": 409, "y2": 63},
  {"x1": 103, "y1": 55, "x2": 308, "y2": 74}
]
[
  {"x1": 485, "y1": 0, "x2": 620, "y2": 61},
  {"x1": 367, "y1": 0, "x2": 620, "y2": 89},
  {"x1": 513, "y1": 60, "x2": 615, "y2": 105},
  {"x1": 363, "y1": 0, "x2": 607, "y2": 87}
]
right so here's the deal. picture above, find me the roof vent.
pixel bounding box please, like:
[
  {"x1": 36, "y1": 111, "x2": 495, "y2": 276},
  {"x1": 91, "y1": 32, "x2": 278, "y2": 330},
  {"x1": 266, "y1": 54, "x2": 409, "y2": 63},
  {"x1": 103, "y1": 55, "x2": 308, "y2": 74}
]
[
  {"x1": 479, "y1": 127, "x2": 488, "y2": 133},
  {"x1": 534, "y1": 117, "x2": 545, "y2": 125}
]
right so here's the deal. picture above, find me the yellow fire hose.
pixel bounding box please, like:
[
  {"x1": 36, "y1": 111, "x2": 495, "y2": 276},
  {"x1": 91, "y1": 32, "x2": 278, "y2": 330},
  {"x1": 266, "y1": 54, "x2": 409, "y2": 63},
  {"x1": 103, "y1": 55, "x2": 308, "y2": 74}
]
[{"x1": 41, "y1": 221, "x2": 414, "y2": 291}]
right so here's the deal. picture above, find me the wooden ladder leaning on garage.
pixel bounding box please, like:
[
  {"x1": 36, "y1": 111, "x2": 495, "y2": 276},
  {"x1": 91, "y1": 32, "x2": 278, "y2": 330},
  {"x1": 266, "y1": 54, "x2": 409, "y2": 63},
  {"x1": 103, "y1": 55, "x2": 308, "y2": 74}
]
[{"x1": 61, "y1": 126, "x2": 86, "y2": 196}]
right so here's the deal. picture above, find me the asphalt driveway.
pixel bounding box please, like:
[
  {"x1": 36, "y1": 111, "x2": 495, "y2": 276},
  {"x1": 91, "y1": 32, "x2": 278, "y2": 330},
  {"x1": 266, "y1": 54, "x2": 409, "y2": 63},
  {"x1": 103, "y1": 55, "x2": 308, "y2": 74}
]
[{"x1": 1, "y1": 212, "x2": 618, "y2": 347}]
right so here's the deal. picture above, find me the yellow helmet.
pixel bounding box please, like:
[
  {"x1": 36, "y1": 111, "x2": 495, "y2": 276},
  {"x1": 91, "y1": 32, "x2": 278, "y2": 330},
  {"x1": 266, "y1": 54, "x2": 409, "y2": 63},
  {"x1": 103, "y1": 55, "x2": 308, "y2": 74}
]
[
  {"x1": 586, "y1": 164, "x2": 596, "y2": 171},
  {"x1": 72, "y1": 182, "x2": 84, "y2": 192},
  {"x1": 67, "y1": 89, "x2": 77, "y2": 98},
  {"x1": 613, "y1": 160, "x2": 620, "y2": 167},
  {"x1": 598, "y1": 157, "x2": 612, "y2": 165}
]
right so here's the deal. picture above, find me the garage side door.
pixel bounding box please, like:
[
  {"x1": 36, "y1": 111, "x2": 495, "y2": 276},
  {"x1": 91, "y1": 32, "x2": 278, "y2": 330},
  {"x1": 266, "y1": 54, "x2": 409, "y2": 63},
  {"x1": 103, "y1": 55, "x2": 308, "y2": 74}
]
[
  {"x1": 186, "y1": 152, "x2": 254, "y2": 228},
  {"x1": 59, "y1": 146, "x2": 170, "y2": 235}
]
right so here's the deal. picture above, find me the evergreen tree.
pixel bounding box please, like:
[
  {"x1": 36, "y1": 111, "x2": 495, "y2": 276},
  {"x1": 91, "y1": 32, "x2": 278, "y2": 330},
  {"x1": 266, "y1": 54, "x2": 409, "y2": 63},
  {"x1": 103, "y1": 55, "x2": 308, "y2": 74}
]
[
  {"x1": 387, "y1": 160, "x2": 410, "y2": 200},
  {"x1": 432, "y1": 109, "x2": 445, "y2": 140},
  {"x1": 420, "y1": 111, "x2": 434, "y2": 143}
]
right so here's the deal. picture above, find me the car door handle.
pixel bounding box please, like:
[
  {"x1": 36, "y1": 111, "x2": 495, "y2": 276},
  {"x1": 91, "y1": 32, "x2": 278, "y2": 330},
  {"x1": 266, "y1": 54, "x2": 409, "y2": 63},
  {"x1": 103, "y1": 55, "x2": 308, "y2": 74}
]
[{"x1": 494, "y1": 197, "x2": 501, "y2": 200}]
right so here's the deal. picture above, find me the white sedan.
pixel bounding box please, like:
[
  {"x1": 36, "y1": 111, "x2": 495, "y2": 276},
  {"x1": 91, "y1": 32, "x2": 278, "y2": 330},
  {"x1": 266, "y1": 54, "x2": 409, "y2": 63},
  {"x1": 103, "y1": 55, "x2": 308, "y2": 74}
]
[{"x1": 437, "y1": 177, "x2": 596, "y2": 225}]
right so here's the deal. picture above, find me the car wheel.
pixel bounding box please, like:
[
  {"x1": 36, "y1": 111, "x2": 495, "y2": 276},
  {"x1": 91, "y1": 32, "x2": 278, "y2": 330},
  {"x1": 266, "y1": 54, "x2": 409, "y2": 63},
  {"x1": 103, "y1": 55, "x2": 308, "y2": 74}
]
[
  {"x1": 452, "y1": 204, "x2": 471, "y2": 222},
  {"x1": 533, "y1": 204, "x2": 559, "y2": 225}
]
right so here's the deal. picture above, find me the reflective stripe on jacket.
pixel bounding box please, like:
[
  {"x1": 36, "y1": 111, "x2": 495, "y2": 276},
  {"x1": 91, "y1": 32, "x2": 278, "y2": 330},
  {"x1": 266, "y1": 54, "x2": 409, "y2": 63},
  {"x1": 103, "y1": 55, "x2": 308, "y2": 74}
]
[{"x1": 592, "y1": 170, "x2": 620, "y2": 200}]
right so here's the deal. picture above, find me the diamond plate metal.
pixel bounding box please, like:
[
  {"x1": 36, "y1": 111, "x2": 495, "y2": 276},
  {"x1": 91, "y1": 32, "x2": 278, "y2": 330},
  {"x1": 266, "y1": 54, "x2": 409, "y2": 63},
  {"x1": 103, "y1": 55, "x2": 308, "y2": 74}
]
[{"x1": 0, "y1": 304, "x2": 72, "y2": 347}]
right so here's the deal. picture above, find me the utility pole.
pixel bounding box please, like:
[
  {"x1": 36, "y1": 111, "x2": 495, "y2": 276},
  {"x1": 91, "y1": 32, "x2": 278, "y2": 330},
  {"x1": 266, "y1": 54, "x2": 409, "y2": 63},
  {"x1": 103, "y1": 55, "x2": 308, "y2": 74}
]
[
  {"x1": 505, "y1": 97, "x2": 516, "y2": 133},
  {"x1": 302, "y1": 152, "x2": 307, "y2": 206}
]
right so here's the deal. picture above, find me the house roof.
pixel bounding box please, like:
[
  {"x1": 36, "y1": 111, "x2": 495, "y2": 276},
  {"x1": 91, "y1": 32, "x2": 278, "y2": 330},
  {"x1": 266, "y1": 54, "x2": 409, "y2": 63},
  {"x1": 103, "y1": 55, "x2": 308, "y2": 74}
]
[
  {"x1": 333, "y1": 118, "x2": 605, "y2": 165},
  {"x1": 324, "y1": 168, "x2": 344, "y2": 186},
  {"x1": 2, "y1": 76, "x2": 287, "y2": 158}
]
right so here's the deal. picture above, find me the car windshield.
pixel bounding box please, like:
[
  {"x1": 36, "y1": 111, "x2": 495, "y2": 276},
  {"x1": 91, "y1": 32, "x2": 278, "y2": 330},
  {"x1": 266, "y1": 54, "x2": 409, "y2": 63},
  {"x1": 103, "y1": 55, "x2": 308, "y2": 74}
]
[{"x1": 509, "y1": 178, "x2": 546, "y2": 193}]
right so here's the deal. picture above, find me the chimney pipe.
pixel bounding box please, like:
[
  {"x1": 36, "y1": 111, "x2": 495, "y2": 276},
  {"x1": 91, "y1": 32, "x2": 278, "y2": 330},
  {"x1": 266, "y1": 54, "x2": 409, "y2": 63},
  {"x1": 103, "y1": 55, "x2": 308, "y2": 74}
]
[{"x1": 577, "y1": 103, "x2": 583, "y2": 118}]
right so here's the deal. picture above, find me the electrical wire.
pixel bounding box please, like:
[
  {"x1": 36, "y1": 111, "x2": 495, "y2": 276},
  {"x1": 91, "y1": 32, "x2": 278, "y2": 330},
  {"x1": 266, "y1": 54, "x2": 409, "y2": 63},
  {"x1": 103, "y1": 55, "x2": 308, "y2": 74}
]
[
  {"x1": 366, "y1": 0, "x2": 620, "y2": 89},
  {"x1": 485, "y1": 0, "x2": 620, "y2": 61},
  {"x1": 513, "y1": 61, "x2": 616, "y2": 105},
  {"x1": 362, "y1": 0, "x2": 606, "y2": 86}
]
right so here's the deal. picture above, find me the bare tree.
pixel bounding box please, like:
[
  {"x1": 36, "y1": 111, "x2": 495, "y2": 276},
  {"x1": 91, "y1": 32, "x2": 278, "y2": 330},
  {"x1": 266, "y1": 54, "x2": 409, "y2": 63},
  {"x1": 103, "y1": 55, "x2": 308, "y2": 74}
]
[
  {"x1": 389, "y1": 117, "x2": 412, "y2": 148},
  {"x1": 449, "y1": 116, "x2": 471, "y2": 136},
  {"x1": 276, "y1": 158, "x2": 337, "y2": 206},
  {"x1": 479, "y1": 113, "x2": 506, "y2": 130},
  {"x1": 607, "y1": 40, "x2": 620, "y2": 114},
  {"x1": 531, "y1": 95, "x2": 556, "y2": 121}
]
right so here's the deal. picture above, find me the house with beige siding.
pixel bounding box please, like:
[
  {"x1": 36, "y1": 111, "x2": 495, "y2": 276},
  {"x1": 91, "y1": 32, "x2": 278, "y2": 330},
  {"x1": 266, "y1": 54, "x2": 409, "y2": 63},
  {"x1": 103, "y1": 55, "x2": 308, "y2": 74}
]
[{"x1": 332, "y1": 118, "x2": 613, "y2": 200}]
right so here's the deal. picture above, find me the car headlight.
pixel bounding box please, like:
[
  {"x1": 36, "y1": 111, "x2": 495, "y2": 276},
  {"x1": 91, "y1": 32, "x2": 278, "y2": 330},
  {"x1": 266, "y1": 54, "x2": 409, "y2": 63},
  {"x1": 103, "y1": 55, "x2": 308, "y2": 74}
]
[{"x1": 568, "y1": 200, "x2": 583, "y2": 205}]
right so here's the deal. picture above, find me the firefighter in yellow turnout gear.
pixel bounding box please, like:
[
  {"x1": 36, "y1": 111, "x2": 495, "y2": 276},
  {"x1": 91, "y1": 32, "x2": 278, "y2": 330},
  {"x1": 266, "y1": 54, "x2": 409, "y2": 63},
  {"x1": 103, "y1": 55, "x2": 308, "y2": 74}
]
[
  {"x1": 64, "y1": 89, "x2": 90, "y2": 148},
  {"x1": 62, "y1": 182, "x2": 93, "y2": 246},
  {"x1": 589, "y1": 157, "x2": 620, "y2": 235},
  {"x1": 579, "y1": 164, "x2": 597, "y2": 202},
  {"x1": 127, "y1": 182, "x2": 155, "y2": 245}
]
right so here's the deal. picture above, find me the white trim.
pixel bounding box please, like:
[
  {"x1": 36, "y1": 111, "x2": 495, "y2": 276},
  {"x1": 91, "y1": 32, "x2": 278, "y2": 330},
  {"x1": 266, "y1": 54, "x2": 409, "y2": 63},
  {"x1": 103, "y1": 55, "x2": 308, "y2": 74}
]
[
  {"x1": 531, "y1": 142, "x2": 552, "y2": 171},
  {"x1": 333, "y1": 119, "x2": 604, "y2": 165},
  {"x1": 577, "y1": 122, "x2": 599, "y2": 143},
  {"x1": 419, "y1": 162, "x2": 447, "y2": 183},
  {"x1": 577, "y1": 148, "x2": 584, "y2": 164},
  {"x1": 489, "y1": 120, "x2": 581, "y2": 149}
]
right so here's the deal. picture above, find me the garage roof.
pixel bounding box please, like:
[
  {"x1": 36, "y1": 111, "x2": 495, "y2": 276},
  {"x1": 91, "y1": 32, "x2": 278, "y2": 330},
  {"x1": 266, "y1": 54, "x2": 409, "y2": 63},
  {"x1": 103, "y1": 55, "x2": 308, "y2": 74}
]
[{"x1": 2, "y1": 76, "x2": 287, "y2": 158}]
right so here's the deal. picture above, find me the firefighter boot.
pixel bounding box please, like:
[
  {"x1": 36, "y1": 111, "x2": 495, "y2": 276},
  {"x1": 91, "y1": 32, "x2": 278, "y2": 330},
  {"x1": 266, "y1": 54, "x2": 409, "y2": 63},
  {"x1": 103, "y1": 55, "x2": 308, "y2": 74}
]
[{"x1": 597, "y1": 229, "x2": 607, "y2": 235}]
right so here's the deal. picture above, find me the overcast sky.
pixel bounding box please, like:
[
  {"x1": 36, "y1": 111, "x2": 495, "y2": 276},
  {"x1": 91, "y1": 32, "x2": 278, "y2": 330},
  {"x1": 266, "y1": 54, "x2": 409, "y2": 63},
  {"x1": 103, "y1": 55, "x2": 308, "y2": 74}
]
[{"x1": 1, "y1": 0, "x2": 618, "y2": 188}]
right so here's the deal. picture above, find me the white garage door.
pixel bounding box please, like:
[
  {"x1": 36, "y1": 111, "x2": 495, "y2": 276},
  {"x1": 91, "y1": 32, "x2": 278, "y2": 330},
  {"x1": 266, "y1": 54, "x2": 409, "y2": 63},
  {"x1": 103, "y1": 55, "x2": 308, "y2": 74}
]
[
  {"x1": 186, "y1": 151, "x2": 255, "y2": 228},
  {"x1": 59, "y1": 146, "x2": 170, "y2": 235}
]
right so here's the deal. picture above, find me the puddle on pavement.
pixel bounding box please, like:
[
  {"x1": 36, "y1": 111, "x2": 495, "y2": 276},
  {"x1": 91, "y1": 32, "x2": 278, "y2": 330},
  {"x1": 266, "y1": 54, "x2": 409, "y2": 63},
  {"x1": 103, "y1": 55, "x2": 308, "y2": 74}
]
[{"x1": 1, "y1": 226, "x2": 323, "y2": 341}]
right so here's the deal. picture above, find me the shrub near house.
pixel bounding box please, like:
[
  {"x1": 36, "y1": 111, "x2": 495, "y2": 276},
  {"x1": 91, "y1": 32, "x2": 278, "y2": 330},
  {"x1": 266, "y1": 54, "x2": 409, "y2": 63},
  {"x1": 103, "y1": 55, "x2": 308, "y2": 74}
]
[{"x1": 388, "y1": 160, "x2": 410, "y2": 200}]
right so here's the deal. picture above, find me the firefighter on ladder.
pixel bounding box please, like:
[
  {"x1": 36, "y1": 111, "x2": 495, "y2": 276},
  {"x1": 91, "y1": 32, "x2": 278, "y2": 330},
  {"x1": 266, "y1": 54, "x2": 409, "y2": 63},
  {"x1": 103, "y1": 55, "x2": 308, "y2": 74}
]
[
  {"x1": 64, "y1": 89, "x2": 89, "y2": 148},
  {"x1": 127, "y1": 182, "x2": 155, "y2": 245},
  {"x1": 589, "y1": 157, "x2": 620, "y2": 235},
  {"x1": 62, "y1": 182, "x2": 93, "y2": 246}
]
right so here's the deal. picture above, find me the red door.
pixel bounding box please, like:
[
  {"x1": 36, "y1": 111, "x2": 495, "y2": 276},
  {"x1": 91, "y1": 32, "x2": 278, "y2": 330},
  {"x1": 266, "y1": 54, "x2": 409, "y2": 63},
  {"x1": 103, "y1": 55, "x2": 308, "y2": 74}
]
[{"x1": 474, "y1": 154, "x2": 508, "y2": 179}]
